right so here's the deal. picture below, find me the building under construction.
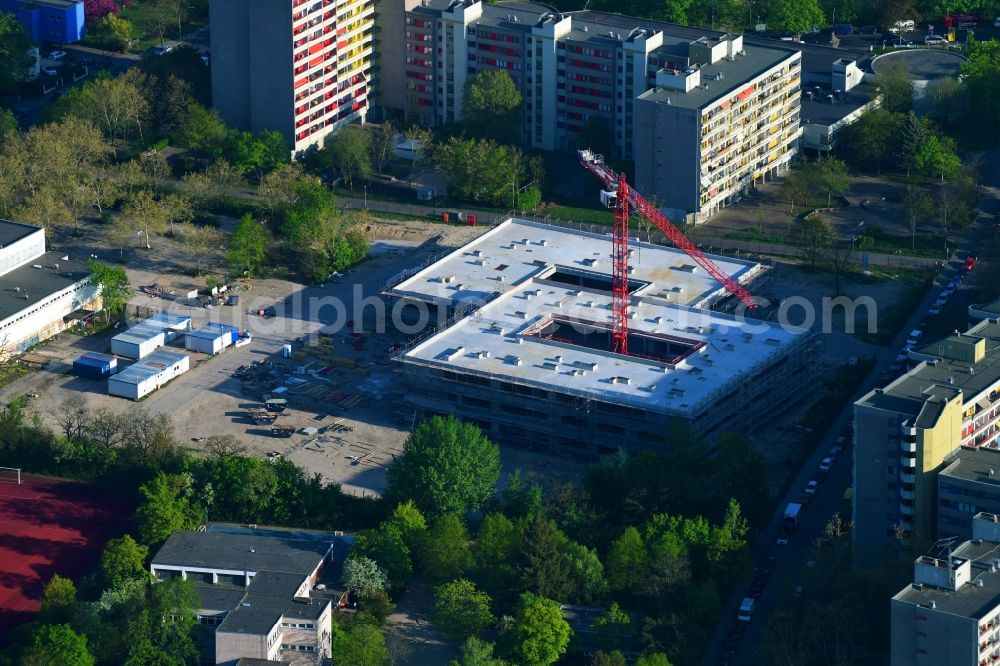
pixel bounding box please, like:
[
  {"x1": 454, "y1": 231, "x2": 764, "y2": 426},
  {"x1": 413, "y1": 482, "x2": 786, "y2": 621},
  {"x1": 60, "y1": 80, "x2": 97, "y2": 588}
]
[{"x1": 385, "y1": 219, "x2": 817, "y2": 455}]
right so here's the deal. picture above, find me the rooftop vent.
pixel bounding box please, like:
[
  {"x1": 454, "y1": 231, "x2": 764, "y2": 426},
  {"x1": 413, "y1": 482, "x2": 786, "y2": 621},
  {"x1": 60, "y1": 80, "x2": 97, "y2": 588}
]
[{"x1": 610, "y1": 376, "x2": 630, "y2": 385}]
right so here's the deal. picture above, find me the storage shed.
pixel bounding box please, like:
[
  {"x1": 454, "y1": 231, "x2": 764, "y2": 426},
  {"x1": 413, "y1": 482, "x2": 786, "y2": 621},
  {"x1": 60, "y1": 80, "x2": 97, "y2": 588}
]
[
  {"x1": 111, "y1": 311, "x2": 191, "y2": 359},
  {"x1": 108, "y1": 350, "x2": 189, "y2": 400},
  {"x1": 72, "y1": 352, "x2": 118, "y2": 379},
  {"x1": 184, "y1": 322, "x2": 238, "y2": 355}
]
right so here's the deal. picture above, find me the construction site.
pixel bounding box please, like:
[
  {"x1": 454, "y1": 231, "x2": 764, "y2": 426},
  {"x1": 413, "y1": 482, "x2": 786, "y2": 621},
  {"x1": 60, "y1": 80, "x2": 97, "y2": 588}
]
[{"x1": 383, "y1": 214, "x2": 816, "y2": 454}]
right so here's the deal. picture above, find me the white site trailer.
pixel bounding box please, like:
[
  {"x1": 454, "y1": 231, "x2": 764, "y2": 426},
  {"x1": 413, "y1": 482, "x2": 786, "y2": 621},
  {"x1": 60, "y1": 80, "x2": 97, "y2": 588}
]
[
  {"x1": 108, "y1": 349, "x2": 190, "y2": 400},
  {"x1": 184, "y1": 322, "x2": 237, "y2": 355},
  {"x1": 110, "y1": 311, "x2": 191, "y2": 359}
]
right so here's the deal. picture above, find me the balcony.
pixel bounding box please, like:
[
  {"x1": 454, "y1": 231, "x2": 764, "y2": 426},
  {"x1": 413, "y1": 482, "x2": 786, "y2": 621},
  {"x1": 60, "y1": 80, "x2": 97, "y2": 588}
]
[
  {"x1": 900, "y1": 486, "x2": 915, "y2": 501},
  {"x1": 900, "y1": 503, "x2": 914, "y2": 516},
  {"x1": 901, "y1": 440, "x2": 917, "y2": 453},
  {"x1": 901, "y1": 471, "x2": 916, "y2": 485}
]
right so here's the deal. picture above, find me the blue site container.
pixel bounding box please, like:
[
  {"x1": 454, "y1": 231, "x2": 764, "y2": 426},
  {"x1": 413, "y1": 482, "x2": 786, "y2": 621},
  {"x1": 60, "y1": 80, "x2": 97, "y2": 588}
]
[{"x1": 73, "y1": 352, "x2": 118, "y2": 379}]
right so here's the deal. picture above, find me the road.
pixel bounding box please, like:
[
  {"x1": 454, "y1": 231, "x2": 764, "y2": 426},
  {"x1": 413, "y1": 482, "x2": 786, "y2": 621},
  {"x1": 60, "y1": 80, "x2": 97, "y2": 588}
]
[{"x1": 705, "y1": 184, "x2": 1000, "y2": 665}]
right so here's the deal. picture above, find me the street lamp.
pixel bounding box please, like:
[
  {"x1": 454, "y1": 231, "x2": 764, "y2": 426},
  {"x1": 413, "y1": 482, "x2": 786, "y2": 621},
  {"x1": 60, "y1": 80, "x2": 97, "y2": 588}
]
[{"x1": 364, "y1": 184, "x2": 367, "y2": 209}]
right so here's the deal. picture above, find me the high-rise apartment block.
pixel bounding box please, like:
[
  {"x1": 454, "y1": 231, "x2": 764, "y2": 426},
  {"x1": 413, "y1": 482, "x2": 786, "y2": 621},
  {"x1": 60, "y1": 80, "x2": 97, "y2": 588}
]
[
  {"x1": 854, "y1": 318, "x2": 1000, "y2": 559},
  {"x1": 376, "y1": 0, "x2": 801, "y2": 222},
  {"x1": 210, "y1": 0, "x2": 374, "y2": 153},
  {"x1": 891, "y1": 512, "x2": 1000, "y2": 666}
]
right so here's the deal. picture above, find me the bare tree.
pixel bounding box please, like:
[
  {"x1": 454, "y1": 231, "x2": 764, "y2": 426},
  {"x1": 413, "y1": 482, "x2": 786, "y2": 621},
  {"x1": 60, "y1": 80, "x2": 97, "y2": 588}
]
[
  {"x1": 85, "y1": 407, "x2": 124, "y2": 449},
  {"x1": 823, "y1": 242, "x2": 854, "y2": 297},
  {"x1": 55, "y1": 395, "x2": 90, "y2": 439},
  {"x1": 204, "y1": 434, "x2": 247, "y2": 457}
]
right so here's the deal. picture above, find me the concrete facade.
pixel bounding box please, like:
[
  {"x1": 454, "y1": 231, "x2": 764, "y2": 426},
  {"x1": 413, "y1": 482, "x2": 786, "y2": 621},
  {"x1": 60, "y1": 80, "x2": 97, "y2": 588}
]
[
  {"x1": 854, "y1": 319, "x2": 1000, "y2": 559},
  {"x1": 891, "y1": 513, "x2": 1000, "y2": 666},
  {"x1": 210, "y1": 0, "x2": 374, "y2": 154},
  {"x1": 1, "y1": 0, "x2": 84, "y2": 44},
  {"x1": 939, "y1": 446, "x2": 1000, "y2": 542}
]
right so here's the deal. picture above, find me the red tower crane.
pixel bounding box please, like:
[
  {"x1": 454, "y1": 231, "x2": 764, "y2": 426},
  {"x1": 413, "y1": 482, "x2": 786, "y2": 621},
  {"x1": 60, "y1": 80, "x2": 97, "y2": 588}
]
[{"x1": 577, "y1": 150, "x2": 758, "y2": 356}]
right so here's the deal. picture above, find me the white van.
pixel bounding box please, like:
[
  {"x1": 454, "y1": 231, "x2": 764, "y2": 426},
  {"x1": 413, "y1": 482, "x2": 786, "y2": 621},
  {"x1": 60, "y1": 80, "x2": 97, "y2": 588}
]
[
  {"x1": 890, "y1": 19, "x2": 915, "y2": 33},
  {"x1": 738, "y1": 597, "x2": 755, "y2": 622}
]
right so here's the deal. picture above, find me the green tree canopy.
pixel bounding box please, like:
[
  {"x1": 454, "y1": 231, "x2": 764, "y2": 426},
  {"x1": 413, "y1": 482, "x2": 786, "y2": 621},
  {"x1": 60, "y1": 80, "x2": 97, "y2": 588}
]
[
  {"x1": 519, "y1": 516, "x2": 573, "y2": 601},
  {"x1": 178, "y1": 103, "x2": 227, "y2": 155},
  {"x1": 331, "y1": 622, "x2": 389, "y2": 666},
  {"x1": 876, "y1": 65, "x2": 913, "y2": 114},
  {"x1": 325, "y1": 126, "x2": 373, "y2": 188},
  {"x1": 134, "y1": 472, "x2": 202, "y2": 545},
  {"x1": 39, "y1": 574, "x2": 77, "y2": 625},
  {"x1": 433, "y1": 579, "x2": 495, "y2": 640},
  {"x1": 508, "y1": 593, "x2": 572, "y2": 666},
  {"x1": 790, "y1": 215, "x2": 834, "y2": 268},
  {"x1": 227, "y1": 213, "x2": 268, "y2": 277},
  {"x1": 915, "y1": 134, "x2": 962, "y2": 181},
  {"x1": 89, "y1": 260, "x2": 132, "y2": 322},
  {"x1": 22, "y1": 624, "x2": 94, "y2": 666},
  {"x1": 763, "y1": 0, "x2": 825, "y2": 34},
  {"x1": 606, "y1": 526, "x2": 646, "y2": 594},
  {"x1": 422, "y1": 514, "x2": 473, "y2": 581},
  {"x1": 102, "y1": 534, "x2": 150, "y2": 589},
  {"x1": 462, "y1": 70, "x2": 523, "y2": 143},
  {"x1": 0, "y1": 13, "x2": 32, "y2": 93},
  {"x1": 386, "y1": 416, "x2": 501, "y2": 516},
  {"x1": 963, "y1": 38, "x2": 1000, "y2": 137},
  {"x1": 450, "y1": 637, "x2": 509, "y2": 666}
]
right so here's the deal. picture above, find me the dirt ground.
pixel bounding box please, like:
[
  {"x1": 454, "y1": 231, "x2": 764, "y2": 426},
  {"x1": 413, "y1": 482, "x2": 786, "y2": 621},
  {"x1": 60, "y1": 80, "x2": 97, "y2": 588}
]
[{"x1": 2, "y1": 217, "x2": 584, "y2": 497}]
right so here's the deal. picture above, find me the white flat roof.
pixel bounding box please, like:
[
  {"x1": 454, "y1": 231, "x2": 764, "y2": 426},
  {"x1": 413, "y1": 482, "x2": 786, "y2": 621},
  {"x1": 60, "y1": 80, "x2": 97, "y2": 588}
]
[
  {"x1": 389, "y1": 218, "x2": 762, "y2": 309},
  {"x1": 400, "y1": 281, "x2": 808, "y2": 417},
  {"x1": 111, "y1": 349, "x2": 188, "y2": 386},
  {"x1": 113, "y1": 311, "x2": 192, "y2": 346}
]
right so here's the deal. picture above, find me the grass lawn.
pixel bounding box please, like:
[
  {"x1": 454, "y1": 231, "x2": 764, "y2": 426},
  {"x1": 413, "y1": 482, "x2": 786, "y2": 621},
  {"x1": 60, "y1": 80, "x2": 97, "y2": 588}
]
[
  {"x1": 81, "y1": 3, "x2": 208, "y2": 52},
  {"x1": 0, "y1": 363, "x2": 30, "y2": 391},
  {"x1": 538, "y1": 205, "x2": 612, "y2": 225},
  {"x1": 721, "y1": 227, "x2": 947, "y2": 259}
]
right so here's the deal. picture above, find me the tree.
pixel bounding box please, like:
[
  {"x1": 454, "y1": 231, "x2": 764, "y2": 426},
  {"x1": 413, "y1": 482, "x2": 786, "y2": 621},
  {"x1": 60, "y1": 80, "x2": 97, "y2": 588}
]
[
  {"x1": 101, "y1": 535, "x2": 150, "y2": 589},
  {"x1": 331, "y1": 622, "x2": 390, "y2": 666},
  {"x1": 370, "y1": 121, "x2": 397, "y2": 174},
  {"x1": 386, "y1": 416, "x2": 501, "y2": 516},
  {"x1": 451, "y1": 637, "x2": 509, "y2": 666},
  {"x1": 896, "y1": 111, "x2": 928, "y2": 175},
  {"x1": 90, "y1": 14, "x2": 133, "y2": 51},
  {"x1": 0, "y1": 13, "x2": 32, "y2": 93},
  {"x1": 763, "y1": 0, "x2": 825, "y2": 35},
  {"x1": 22, "y1": 624, "x2": 94, "y2": 666},
  {"x1": 593, "y1": 603, "x2": 632, "y2": 653},
  {"x1": 39, "y1": 575, "x2": 77, "y2": 625},
  {"x1": 963, "y1": 38, "x2": 1000, "y2": 139},
  {"x1": 126, "y1": 578, "x2": 199, "y2": 664},
  {"x1": 404, "y1": 125, "x2": 434, "y2": 185},
  {"x1": 204, "y1": 434, "x2": 247, "y2": 457},
  {"x1": 435, "y1": 137, "x2": 533, "y2": 206},
  {"x1": 519, "y1": 516, "x2": 573, "y2": 601},
  {"x1": 122, "y1": 189, "x2": 169, "y2": 249},
  {"x1": 223, "y1": 130, "x2": 288, "y2": 177},
  {"x1": 606, "y1": 526, "x2": 646, "y2": 595},
  {"x1": 422, "y1": 514, "x2": 473, "y2": 581},
  {"x1": 915, "y1": 134, "x2": 962, "y2": 182},
  {"x1": 135, "y1": 472, "x2": 202, "y2": 545},
  {"x1": 325, "y1": 126, "x2": 373, "y2": 189},
  {"x1": 0, "y1": 107, "x2": 16, "y2": 139},
  {"x1": 817, "y1": 157, "x2": 850, "y2": 206},
  {"x1": 463, "y1": 70, "x2": 523, "y2": 143},
  {"x1": 564, "y1": 541, "x2": 607, "y2": 604},
  {"x1": 791, "y1": 215, "x2": 834, "y2": 268},
  {"x1": 635, "y1": 654, "x2": 674, "y2": 666},
  {"x1": 781, "y1": 165, "x2": 815, "y2": 215},
  {"x1": 342, "y1": 555, "x2": 389, "y2": 595},
  {"x1": 178, "y1": 103, "x2": 227, "y2": 155},
  {"x1": 433, "y1": 579, "x2": 495, "y2": 640},
  {"x1": 476, "y1": 512, "x2": 520, "y2": 569},
  {"x1": 841, "y1": 110, "x2": 903, "y2": 174},
  {"x1": 55, "y1": 394, "x2": 89, "y2": 439},
  {"x1": 509, "y1": 593, "x2": 572, "y2": 666},
  {"x1": 903, "y1": 183, "x2": 933, "y2": 250},
  {"x1": 876, "y1": 64, "x2": 914, "y2": 114},
  {"x1": 88, "y1": 260, "x2": 131, "y2": 322},
  {"x1": 591, "y1": 652, "x2": 627, "y2": 666},
  {"x1": 881, "y1": 0, "x2": 921, "y2": 39},
  {"x1": 363, "y1": 501, "x2": 428, "y2": 587},
  {"x1": 501, "y1": 469, "x2": 542, "y2": 518},
  {"x1": 226, "y1": 213, "x2": 267, "y2": 276},
  {"x1": 179, "y1": 223, "x2": 224, "y2": 274}
]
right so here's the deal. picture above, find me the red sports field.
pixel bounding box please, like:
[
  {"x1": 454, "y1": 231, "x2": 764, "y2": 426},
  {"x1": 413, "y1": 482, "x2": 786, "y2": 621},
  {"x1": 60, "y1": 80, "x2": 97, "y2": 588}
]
[{"x1": 0, "y1": 474, "x2": 129, "y2": 638}]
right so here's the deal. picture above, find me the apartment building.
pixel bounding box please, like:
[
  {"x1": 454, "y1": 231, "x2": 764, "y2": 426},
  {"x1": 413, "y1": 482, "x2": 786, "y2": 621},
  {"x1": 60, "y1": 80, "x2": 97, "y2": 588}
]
[
  {"x1": 939, "y1": 446, "x2": 1000, "y2": 541},
  {"x1": 891, "y1": 512, "x2": 1000, "y2": 666},
  {"x1": 633, "y1": 35, "x2": 801, "y2": 221},
  {"x1": 376, "y1": 2, "x2": 801, "y2": 220},
  {"x1": 854, "y1": 319, "x2": 1000, "y2": 559},
  {"x1": 209, "y1": 0, "x2": 374, "y2": 154},
  {"x1": 1, "y1": 0, "x2": 84, "y2": 44},
  {"x1": 150, "y1": 524, "x2": 353, "y2": 666}
]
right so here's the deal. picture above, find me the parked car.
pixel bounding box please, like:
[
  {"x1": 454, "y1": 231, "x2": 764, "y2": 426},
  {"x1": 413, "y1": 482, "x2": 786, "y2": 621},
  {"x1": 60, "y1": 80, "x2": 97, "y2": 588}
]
[
  {"x1": 995, "y1": 16, "x2": 1000, "y2": 27},
  {"x1": 833, "y1": 23, "x2": 854, "y2": 34},
  {"x1": 48, "y1": 50, "x2": 66, "y2": 60},
  {"x1": 906, "y1": 330, "x2": 924, "y2": 346},
  {"x1": 925, "y1": 34, "x2": 948, "y2": 45},
  {"x1": 928, "y1": 306, "x2": 942, "y2": 316},
  {"x1": 41, "y1": 66, "x2": 58, "y2": 76},
  {"x1": 965, "y1": 256, "x2": 978, "y2": 271},
  {"x1": 805, "y1": 480, "x2": 819, "y2": 494},
  {"x1": 819, "y1": 457, "x2": 834, "y2": 473}
]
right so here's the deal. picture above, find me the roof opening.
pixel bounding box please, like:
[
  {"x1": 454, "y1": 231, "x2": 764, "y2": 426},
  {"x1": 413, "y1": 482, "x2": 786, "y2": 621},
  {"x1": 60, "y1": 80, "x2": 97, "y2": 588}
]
[
  {"x1": 523, "y1": 314, "x2": 704, "y2": 364},
  {"x1": 542, "y1": 265, "x2": 648, "y2": 294}
]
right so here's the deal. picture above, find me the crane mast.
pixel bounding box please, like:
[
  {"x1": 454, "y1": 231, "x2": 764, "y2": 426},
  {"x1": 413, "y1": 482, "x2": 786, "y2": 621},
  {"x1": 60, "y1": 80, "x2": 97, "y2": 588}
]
[{"x1": 576, "y1": 150, "x2": 757, "y2": 351}]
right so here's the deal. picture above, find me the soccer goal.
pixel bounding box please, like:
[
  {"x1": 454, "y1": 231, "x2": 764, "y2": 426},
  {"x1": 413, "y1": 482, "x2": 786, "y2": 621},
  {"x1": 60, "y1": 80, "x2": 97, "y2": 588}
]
[{"x1": 0, "y1": 467, "x2": 22, "y2": 484}]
